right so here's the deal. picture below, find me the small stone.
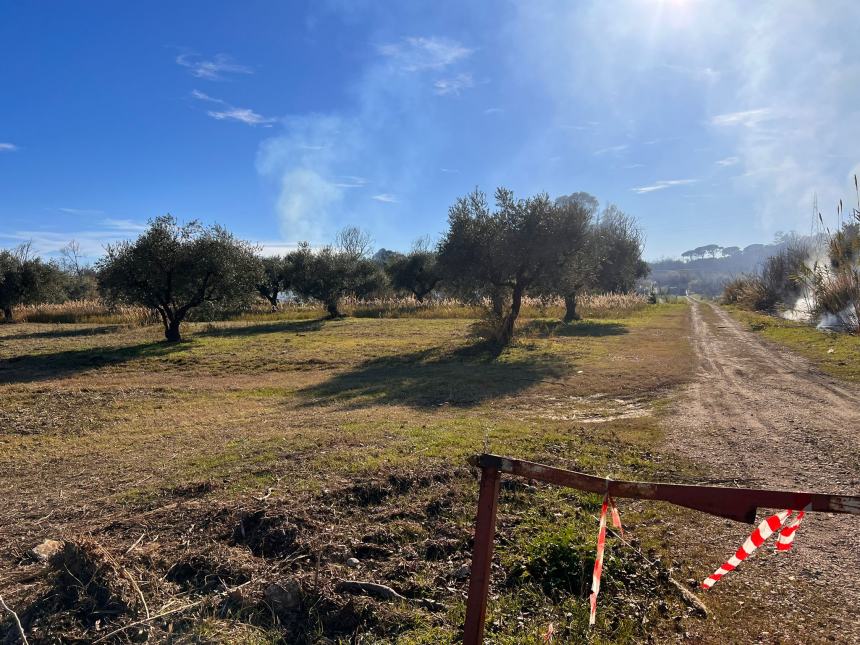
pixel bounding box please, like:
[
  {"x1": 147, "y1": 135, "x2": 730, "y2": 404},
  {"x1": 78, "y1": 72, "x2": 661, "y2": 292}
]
[
  {"x1": 346, "y1": 557, "x2": 361, "y2": 568},
  {"x1": 265, "y1": 580, "x2": 302, "y2": 617},
  {"x1": 30, "y1": 539, "x2": 64, "y2": 562},
  {"x1": 454, "y1": 564, "x2": 471, "y2": 580}
]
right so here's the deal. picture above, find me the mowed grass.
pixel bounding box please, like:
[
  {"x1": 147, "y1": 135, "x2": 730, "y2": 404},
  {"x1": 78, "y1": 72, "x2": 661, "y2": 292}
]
[
  {"x1": 724, "y1": 306, "x2": 860, "y2": 382},
  {"x1": 0, "y1": 304, "x2": 697, "y2": 643}
]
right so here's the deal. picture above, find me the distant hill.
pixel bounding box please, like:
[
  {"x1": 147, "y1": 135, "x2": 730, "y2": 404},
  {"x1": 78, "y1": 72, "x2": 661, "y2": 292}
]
[{"x1": 646, "y1": 233, "x2": 815, "y2": 296}]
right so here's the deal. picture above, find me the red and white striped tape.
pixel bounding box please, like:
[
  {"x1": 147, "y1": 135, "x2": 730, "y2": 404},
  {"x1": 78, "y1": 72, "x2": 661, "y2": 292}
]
[
  {"x1": 702, "y1": 504, "x2": 811, "y2": 590},
  {"x1": 776, "y1": 504, "x2": 810, "y2": 551},
  {"x1": 589, "y1": 493, "x2": 622, "y2": 626}
]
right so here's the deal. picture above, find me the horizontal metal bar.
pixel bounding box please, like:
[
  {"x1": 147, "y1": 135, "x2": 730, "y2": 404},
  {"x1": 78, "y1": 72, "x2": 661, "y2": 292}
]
[{"x1": 472, "y1": 454, "x2": 860, "y2": 524}]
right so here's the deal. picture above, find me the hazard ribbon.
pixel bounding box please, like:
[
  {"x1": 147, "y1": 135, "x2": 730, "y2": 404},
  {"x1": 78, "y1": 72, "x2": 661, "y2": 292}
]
[
  {"x1": 702, "y1": 503, "x2": 812, "y2": 590},
  {"x1": 589, "y1": 493, "x2": 623, "y2": 626}
]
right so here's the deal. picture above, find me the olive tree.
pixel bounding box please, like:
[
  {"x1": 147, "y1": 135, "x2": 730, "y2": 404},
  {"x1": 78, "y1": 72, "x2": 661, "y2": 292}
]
[
  {"x1": 538, "y1": 199, "x2": 648, "y2": 322},
  {"x1": 544, "y1": 193, "x2": 601, "y2": 322},
  {"x1": 97, "y1": 215, "x2": 261, "y2": 342},
  {"x1": 592, "y1": 205, "x2": 649, "y2": 293},
  {"x1": 438, "y1": 188, "x2": 589, "y2": 345},
  {"x1": 0, "y1": 244, "x2": 64, "y2": 321},
  {"x1": 385, "y1": 241, "x2": 441, "y2": 302},
  {"x1": 256, "y1": 256, "x2": 290, "y2": 310},
  {"x1": 289, "y1": 237, "x2": 384, "y2": 318}
]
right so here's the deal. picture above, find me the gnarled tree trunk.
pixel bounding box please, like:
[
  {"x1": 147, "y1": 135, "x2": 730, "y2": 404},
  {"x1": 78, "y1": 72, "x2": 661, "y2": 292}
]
[
  {"x1": 165, "y1": 318, "x2": 182, "y2": 342},
  {"x1": 498, "y1": 283, "x2": 524, "y2": 346},
  {"x1": 2, "y1": 306, "x2": 13, "y2": 323},
  {"x1": 326, "y1": 299, "x2": 341, "y2": 319},
  {"x1": 563, "y1": 292, "x2": 580, "y2": 322}
]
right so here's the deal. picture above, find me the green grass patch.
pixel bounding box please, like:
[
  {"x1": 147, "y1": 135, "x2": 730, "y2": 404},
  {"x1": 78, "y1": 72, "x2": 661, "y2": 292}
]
[{"x1": 725, "y1": 306, "x2": 860, "y2": 382}]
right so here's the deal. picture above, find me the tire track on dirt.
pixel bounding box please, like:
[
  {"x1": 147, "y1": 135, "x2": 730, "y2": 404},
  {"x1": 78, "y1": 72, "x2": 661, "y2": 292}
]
[{"x1": 668, "y1": 298, "x2": 860, "y2": 642}]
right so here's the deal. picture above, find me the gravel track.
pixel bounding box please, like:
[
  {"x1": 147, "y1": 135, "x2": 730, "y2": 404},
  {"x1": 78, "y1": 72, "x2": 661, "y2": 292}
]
[{"x1": 668, "y1": 299, "x2": 860, "y2": 642}]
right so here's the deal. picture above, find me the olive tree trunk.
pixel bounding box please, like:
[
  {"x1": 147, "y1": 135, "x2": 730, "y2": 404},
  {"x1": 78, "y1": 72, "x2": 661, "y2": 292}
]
[
  {"x1": 325, "y1": 299, "x2": 342, "y2": 319},
  {"x1": 497, "y1": 284, "x2": 524, "y2": 346},
  {"x1": 563, "y1": 292, "x2": 581, "y2": 322},
  {"x1": 2, "y1": 307, "x2": 13, "y2": 323}
]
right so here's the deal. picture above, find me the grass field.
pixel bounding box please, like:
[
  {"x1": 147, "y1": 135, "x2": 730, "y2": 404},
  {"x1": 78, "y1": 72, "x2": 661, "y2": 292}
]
[
  {"x1": 0, "y1": 304, "x2": 700, "y2": 643},
  {"x1": 724, "y1": 306, "x2": 860, "y2": 382}
]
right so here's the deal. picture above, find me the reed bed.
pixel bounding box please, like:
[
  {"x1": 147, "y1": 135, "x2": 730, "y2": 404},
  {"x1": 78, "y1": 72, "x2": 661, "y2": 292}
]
[{"x1": 11, "y1": 293, "x2": 648, "y2": 326}]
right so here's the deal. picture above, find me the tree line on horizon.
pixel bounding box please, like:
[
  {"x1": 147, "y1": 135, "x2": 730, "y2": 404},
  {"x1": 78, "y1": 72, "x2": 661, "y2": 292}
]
[{"x1": 0, "y1": 188, "x2": 647, "y2": 345}]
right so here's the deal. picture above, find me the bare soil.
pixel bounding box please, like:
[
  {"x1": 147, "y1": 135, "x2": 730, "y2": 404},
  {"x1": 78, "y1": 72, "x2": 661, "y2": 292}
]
[{"x1": 667, "y1": 299, "x2": 860, "y2": 643}]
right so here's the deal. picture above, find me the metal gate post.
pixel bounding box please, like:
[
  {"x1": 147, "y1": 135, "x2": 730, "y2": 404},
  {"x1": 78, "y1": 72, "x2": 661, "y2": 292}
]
[{"x1": 463, "y1": 466, "x2": 501, "y2": 645}]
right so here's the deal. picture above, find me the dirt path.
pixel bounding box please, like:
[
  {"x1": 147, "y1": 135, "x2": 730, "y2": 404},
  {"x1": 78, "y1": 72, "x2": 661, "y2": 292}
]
[{"x1": 668, "y1": 299, "x2": 860, "y2": 642}]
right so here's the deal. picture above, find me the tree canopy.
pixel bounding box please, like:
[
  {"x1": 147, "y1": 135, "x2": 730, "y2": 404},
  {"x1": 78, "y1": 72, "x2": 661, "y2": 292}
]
[
  {"x1": 97, "y1": 215, "x2": 261, "y2": 341},
  {"x1": 0, "y1": 245, "x2": 64, "y2": 321},
  {"x1": 438, "y1": 187, "x2": 590, "y2": 344}
]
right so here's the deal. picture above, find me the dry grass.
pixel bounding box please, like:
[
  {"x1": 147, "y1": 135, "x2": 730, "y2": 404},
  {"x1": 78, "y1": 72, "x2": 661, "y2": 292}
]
[
  {"x1": 11, "y1": 293, "x2": 648, "y2": 326},
  {"x1": 0, "y1": 304, "x2": 698, "y2": 643}
]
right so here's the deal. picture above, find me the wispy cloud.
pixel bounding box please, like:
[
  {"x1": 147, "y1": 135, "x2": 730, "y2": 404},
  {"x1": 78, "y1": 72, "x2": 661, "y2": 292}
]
[
  {"x1": 58, "y1": 207, "x2": 104, "y2": 216},
  {"x1": 101, "y1": 218, "x2": 148, "y2": 232},
  {"x1": 176, "y1": 53, "x2": 253, "y2": 80},
  {"x1": 594, "y1": 144, "x2": 628, "y2": 156},
  {"x1": 0, "y1": 218, "x2": 148, "y2": 259},
  {"x1": 377, "y1": 36, "x2": 472, "y2": 72},
  {"x1": 0, "y1": 143, "x2": 17, "y2": 152},
  {"x1": 440, "y1": 168, "x2": 459, "y2": 173},
  {"x1": 191, "y1": 90, "x2": 276, "y2": 126},
  {"x1": 632, "y1": 179, "x2": 697, "y2": 194},
  {"x1": 716, "y1": 156, "x2": 740, "y2": 167},
  {"x1": 371, "y1": 193, "x2": 397, "y2": 203},
  {"x1": 711, "y1": 108, "x2": 775, "y2": 128},
  {"x1": 483, "y1": 107, "x2": 503, "y2": 115},
  {"x1": 434, "y1": 73, "x2": 474, "y2": 95},
  {"x1": 333, "y1": 175, "x2": 367, "y2": 188}
]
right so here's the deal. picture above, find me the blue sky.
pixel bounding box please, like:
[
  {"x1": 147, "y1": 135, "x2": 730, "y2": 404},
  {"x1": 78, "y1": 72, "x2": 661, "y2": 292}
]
[{"x1": 2, "y1": 0, "x2": 859, "y2": 261}]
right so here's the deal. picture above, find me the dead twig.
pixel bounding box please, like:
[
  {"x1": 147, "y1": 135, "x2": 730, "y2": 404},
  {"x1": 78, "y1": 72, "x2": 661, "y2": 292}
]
[
  {"x1": 91, "y1": 541, "x2": 150, "y2": 620},
  {"x1": 336, "y1": 580, "x2": 407, "y2": 602},
  {"x1": 92, "y1": 581, "x2": 251, "y2": 643},
  {"x1": 124, "y1": 533, "x2": 146, "y2": 555},
  {"x1": 254, "y1": 487, "x2": 274, "y2": 502},
  {"x1": 0, "y1": 593, "x2": 29, "y2": 645}
]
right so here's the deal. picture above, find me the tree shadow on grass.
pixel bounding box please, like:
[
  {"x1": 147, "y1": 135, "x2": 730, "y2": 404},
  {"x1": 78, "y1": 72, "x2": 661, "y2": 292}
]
[
  {"x1": 297, "y1": 340, "x2": 570, "y2": 410},
  {"x1": 520, "y1": 319, "x2": 629, "y2": 338},
  {"x1": 197, "y1": 318, "x2": 325, "y2": 338},
  {"x1": 0, "y1": 342, "x2": 183, "y2": 385},
  {"x1": 1, "y1": 325, "x2": 120, "y2": 341}
]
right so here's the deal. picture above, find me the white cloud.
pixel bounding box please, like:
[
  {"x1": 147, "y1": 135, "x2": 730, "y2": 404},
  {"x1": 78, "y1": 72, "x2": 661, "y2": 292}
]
[
  {"x1": 434, "y1": 73, "x2": 474, "y2": 95},
  {"x1": 101, "y1": 218, "x2": 148, "y2": 232},
  {"x1": 176, "y1": 53, "x2": 253, "y2": 80},
  {"x1": 710, "y1": 108, "x2": 776, "y2": 128},
  {"x1": 0, "y1": 143, "x2": 17, "y2": 152},
  {"x1": 371, "y1": 193, "x2": 397, "y2": 203},
  {"x1": 191, "y1": 90, "x2": 276, "y2": 126},
  {"x1": 208, "y1": 107, "x2": 276, "y2": 126},
  {"x1": 484, "y1": 107, "x2": 503, "y2": 115},
  {"x1": 716, "y1": 156, "x2": 740, "y2": 167},
  {"x1": 0, "y1": 221, "x2": 146, "y2": 259},
  {"x1": 594, "y1": 144, "x2": 628, "y2": 156},
  {"x1": 440, "y1": 168, "x2": 459, "y2": 173},
  {"x1": 333, "y1": 175, "x2": 368, "y2": 188},
  {"x1": 58, "y1": 207, "x2": 104, "y2": 215},
  {"x1": 377, "y1": 36, "x2": 472, "y2": 72},
  {"x1": 632, "y1": 179, "x2": 697, "y2": 194}
]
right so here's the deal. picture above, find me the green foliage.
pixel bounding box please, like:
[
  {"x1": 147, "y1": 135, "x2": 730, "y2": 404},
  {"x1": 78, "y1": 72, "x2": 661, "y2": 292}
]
[
  {"x1": 96, "y1": 215, "x2": 261, "y2": 341},
  {"x1": 288, "y1": 240, "x2": 384, "y2": 318},
  {"x1": 385, "y1": 248, "x2": 441, "y2": 301},
  {"x1": 438, "y1": 187, "x2": 590, "y2": 345},
  {"x1": 0, "y1": 245, "x2": 65, "y2": 321},
  {"x1": 256, "y1": 256, "x2": 290, "y2": 309},
  {"x1": 722, "y1": 245, "x2": 807, "y2": 312}
]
